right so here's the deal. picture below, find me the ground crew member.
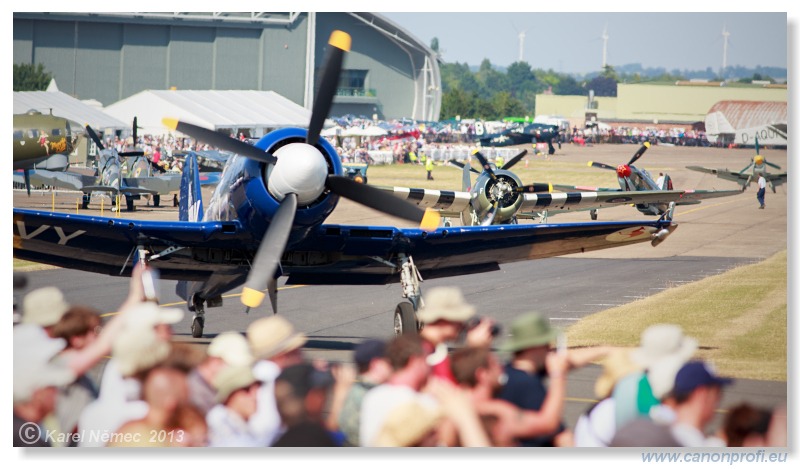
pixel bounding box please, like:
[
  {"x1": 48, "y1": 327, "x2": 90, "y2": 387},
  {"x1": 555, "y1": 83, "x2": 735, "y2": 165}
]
[
  {"x1": 409, "y1": 150, "x2": 418, "y2": 165},
  {"x1": 495, "y1": 155, "x2": 505, "y2": 169},
  {"x1": 425, "y1": 155, "x2": 434, "y2": 180}
]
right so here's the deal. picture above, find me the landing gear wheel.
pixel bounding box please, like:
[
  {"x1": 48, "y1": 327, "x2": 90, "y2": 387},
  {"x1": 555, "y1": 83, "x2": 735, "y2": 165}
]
[
  {"x1": 126, "y1": 196, "x2": 135, "y2": 212},
  {"x1": 191, "y1": 316, "x2": 204, "y2": 338},
  {"x1": 590, "y1": 209, "x2": 598, "y2": 221},
  {"x1": 394, "y1": 302, "x2": 418, "y2": 336},
  {"x1": 173, "y1": 194, "x2": 179, "y2": 207},
  {"x1": 81, "y1": 194, "x2": 91, "y2": 210},
  {"x1": 153, "y1": 194, "x2": 161, "y2": 207}
]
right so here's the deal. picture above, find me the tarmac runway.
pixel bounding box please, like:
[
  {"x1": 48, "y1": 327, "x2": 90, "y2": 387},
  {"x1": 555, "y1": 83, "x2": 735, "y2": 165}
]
[{"x1": 12, "y1": 142, "x2": 789, "y2": 433}]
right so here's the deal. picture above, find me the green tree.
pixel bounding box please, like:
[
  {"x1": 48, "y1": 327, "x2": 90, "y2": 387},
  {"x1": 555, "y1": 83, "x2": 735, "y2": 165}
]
[{"x1": 14, "y1": 63, "x2": 52, "y2": 91}]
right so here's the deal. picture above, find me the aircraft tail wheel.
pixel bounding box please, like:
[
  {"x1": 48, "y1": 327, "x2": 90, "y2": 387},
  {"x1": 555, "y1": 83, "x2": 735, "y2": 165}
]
[
  {"x1": 153, "y1": 194, "x2": 161, "y2": 207},
  {"x1": 394, "y1": 302, "x2": 418, "y2": 336},
  {"x1": 191, "y1": 316, "x2": 204, "y2": 338}
]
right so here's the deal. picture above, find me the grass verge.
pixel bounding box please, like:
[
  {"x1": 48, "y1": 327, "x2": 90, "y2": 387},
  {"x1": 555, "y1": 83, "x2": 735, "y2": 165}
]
[{"x1": 566, "y1": 250, "x2": 787, "y2": 381}]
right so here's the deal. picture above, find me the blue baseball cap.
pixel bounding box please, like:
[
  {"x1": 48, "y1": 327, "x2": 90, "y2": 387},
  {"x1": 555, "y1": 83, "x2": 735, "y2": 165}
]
[
  {"x1": 354, "y1": 339, "x2": 387, "y2": 368},
  {"x1": 673, "y1": 361, "x2": 733, "y2": 396}
]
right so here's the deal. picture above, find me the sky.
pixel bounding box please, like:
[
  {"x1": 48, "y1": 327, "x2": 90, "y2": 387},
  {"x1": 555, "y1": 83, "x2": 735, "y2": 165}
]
[{"x1": 380, "y1": 11, "x2": 788, "y2": 75}]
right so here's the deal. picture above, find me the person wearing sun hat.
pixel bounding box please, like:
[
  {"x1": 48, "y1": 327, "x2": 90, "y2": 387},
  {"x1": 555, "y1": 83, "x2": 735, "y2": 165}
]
[
  {"x1": 188, "y1": 331, "x2": 254, "y2": 415},
  {"x1": 22, "y1": 286, "x2": 71, "y2": 336},
  {"x1": 206, "y1": 365, "x2": 262, "y2": 447},
  {"x1": 417, "y1": 286, "x2": 495, "y2": 384},
  {"x1": 496, "y1": 311, "x2": 571, "y2": 446},
  {"x1": 246, "y1": 315, "x2": 307, "y2": 446}
]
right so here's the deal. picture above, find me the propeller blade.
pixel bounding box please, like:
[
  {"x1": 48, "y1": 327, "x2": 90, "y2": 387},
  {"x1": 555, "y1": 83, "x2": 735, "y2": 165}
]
[
  {"x1": 481, "y1": 200, "x2": 504, "y2": 226},
  {"x1": 307, "y1": 31, "x2": 351, "y2": 147},
  {"x1": 133, "y1": 116, "x2": 138, "y2": 146},
  {"x1": 589, "y1": 161, "x2": 617, "y2": 171},
  {"x1": 516, "y1": 182, "x2": 552, "y2": 193},
  {"x1": 766, "y1": 161, "x2": 782, "y2": 170},
  {"x1": 627, "y1": 142, "x2": 650, "y2": 166},
  {"x1": 118, "y1": 151, "x2": 145, "y2": 157},
  {"x1": 267, "y1": 277, "x2": 278, "y2": 316},
  {"x1": 447, "y1": 159, "x2": 480, "y2": 174},
  {"x1": 163, "y1": 118, "x2": 277, "y2": 165},
  {"x1": 473, "y1": 151, "x2": 497, "y2": 180},
  {"x1": 501, "y1": 150, "x2": 528, "y2": 170},
  {"x1": 85, "y1": 125, "x2": 105, "y2": 150},
  {"x1": 755, "y1": 135, "x2": 760, "y2": 156},
  {"x1": 325, "y1": 175, "x2": 440, "y2": 231},
  {"x1": 23, "y1": 169, "x2": 31, "y2": 196},
  {"x1": 241, "y1": 193, "x2": 298, "y2": 309}
]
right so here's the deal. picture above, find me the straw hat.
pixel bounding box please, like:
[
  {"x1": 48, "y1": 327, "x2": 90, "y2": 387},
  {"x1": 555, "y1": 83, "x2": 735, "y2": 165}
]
[
  {"x1": 247, "y1": 316, "x2": 307, "y2": 360},
  {"x1": 214, "y1": 365, "x2": 258, "y2": 403},
  {"x1": 594, "y1": 348, "x2": 643, "y2": 399},
  {"x1": 416, "y1": 287, "x2": 476, "y2": 324},
  {"x1": 208, "y1": 331, "x2": 253, "y2": 367},
  {"x1": 22, "y1": 286, "x2": 70, "y2": 327},
  {"x1": 373, "y1": 400, "x2": 442, "y2": 447}
]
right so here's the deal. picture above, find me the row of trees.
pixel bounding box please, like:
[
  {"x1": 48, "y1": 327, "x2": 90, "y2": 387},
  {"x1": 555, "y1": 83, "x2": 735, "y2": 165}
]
[{"x1": 434, "y1": 37, "x2": 781, "y2": 121}]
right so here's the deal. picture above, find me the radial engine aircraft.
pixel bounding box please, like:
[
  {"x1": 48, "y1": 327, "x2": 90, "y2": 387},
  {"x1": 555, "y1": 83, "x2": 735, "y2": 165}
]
[
  {"x1": 12, "y1": 31, "x2": 678, "y2": 338},
  {"x1": 13, "y1": 110, "x2": 84, "y2": 194},
  {"x1": 686, "y1": 136, "x2": 787, "y2": 193},
  {"x1": 542, "y1": 143, "x2": 743, "y2": 221},
  {"x1": 386, "y1": 145, "x2": 736, "y2": 226}
]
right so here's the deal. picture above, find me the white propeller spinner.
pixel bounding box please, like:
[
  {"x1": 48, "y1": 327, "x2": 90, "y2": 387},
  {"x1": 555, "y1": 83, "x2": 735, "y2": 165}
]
[{"x1": 267, "y1": 142, "x2": 329, "y2": 206}]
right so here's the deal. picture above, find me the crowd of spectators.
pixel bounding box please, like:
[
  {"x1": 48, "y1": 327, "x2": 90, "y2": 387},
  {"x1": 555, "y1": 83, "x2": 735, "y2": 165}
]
[{"x1": 13, "y1": 271, "x2": 787, "y2": 448}]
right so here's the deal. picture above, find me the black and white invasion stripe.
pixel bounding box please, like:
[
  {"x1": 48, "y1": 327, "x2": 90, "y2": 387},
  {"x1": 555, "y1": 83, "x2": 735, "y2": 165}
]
[{"x1": 382, "y1": 187, "x2": 471, "y2": 211}]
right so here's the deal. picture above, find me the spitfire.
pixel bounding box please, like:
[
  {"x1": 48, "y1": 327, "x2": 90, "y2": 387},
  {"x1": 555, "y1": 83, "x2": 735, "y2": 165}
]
[{"x1": 686, "y1": 136, "x2": 787, "y2": 193}]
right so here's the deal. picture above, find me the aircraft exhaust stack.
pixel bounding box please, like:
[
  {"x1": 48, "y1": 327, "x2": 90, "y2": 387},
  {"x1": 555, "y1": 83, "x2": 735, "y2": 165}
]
[{"x1": 650, "y1": 228, "x2": 672, "y2": 247}]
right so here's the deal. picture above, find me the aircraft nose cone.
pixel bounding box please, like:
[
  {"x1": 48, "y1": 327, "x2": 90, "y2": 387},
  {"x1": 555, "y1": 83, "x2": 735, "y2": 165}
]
[{"x1": 617, "y1": 164, "x2": 632, "y2": 178}]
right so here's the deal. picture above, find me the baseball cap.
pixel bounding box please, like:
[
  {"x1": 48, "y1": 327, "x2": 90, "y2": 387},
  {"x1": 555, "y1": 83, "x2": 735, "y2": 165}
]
[
  {"x1": 22, "y1": 286, "x2": 71, "y2": 327},
  {"x1": 673, "y1": 361, "x2": 733, "y2": 397},
  {"x1": 354, "y1": 339, "x2": 386, "y2": 369},
  {"x1": 208, "y1": 331, "x2": 253, "y2": 367}
]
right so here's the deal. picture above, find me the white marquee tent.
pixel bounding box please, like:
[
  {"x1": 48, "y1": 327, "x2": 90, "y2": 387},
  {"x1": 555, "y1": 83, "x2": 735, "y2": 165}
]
[
  {"x1": 14, "y1": 90, "x2": 128, "y2": 133},
  {"x1": 103, "y1": 90, "x2": 312, "y2": 138}
]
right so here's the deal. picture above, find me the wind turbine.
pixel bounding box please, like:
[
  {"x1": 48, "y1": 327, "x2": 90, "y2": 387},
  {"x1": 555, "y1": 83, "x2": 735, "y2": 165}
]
[
  {"x1": 721, "y1": 24, "x2": 731, "y2": 78},
  {"x1": 512, "y1": 22, "x2": 527, "y2": 63}
]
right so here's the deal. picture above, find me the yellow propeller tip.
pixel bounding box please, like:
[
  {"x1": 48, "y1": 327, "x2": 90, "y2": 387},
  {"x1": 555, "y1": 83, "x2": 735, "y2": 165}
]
[
  {"x1": 644, "y1": 142, "x2": 651, "y2": 148},
  {"x1": 420, "y1": 209, "x2": 441, "y2": 232},
  {"x1": 241, "y1": 287, "x2": 266, "y2": 309},
  {"x1": 587, "y1": 161, "x2": 593, "y2": 167},
  {"x1": 548, "y1": 183, "x2": 553, "y2": 193},
  {"x1": 162, "y1": 118, "x2": 178, "y2": 130},
  {"x1": 329, "y1": 30, "x2": 351, "y2": 52},
  {"x1": 471, "y1": 149, "x2": 480, "y2": 155}
]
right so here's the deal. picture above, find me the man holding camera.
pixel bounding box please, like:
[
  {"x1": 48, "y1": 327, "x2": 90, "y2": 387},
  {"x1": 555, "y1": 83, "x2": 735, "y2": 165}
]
[{"x1": 416, "y1": 287, "x2": 497, "y2": 385}]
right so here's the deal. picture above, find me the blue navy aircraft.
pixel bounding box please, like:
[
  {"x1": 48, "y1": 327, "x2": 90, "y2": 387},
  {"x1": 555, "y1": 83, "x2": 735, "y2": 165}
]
[{"x1": 13, "y1": 31, "x2": 678, "y2": 338}]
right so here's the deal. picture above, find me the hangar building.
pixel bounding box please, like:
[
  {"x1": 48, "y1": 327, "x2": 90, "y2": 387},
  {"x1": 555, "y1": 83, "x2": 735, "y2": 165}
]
[{"x1": 13, "y1": 12, "x2": 441, "y2": 125}]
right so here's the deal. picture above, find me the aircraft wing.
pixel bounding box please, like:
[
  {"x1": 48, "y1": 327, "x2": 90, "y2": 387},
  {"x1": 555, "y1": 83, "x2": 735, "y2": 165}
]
[
  {"x1": 551, "y1": 183, "x2": 619, "y2": 192},
  {"x1": 13, "y1": 169, "x2": 96, "y2": 192},
  {"x1": 374, "y1": 185, "x2": 472, "y2": 212},
  {"x1": 685, "y1": 166, "x2": 748, "y2": 184},
  {"x1": 13, "y1": 207, "x2": 676, "y2": 294},
  {"x1": 676, "y1": 189, "x2": 743, "y2": 202},
  {"x1": 518, "y1": 190, "x2": 687, "y2": 212},
  {"x1": 123, "y1": 175, "x2": 182, "y2": 195},
  {"x1": 81, "y1": 185, "x2": 159, "y2": 197}
]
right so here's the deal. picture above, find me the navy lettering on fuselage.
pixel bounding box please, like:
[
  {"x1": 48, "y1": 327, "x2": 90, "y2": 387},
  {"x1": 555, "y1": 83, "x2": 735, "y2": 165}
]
[{"x1": 15, "y1": 221, "x2": 86, "y2": 245}]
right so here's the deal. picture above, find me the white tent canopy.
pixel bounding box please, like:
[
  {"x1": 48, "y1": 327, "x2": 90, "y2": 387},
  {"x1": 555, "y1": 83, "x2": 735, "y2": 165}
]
[
  {"x1": 14, "y1": 90, "x2": 128, "y2": 133},
  {"x1": 103, "y1": 90, "x2": 312, "y2": 137}
]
